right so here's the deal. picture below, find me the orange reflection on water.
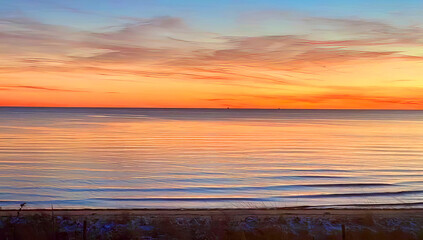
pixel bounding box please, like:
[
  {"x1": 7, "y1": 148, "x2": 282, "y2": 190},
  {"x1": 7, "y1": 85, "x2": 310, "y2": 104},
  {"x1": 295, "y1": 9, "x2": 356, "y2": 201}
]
[{"x1": 0, "y1": 109, "x2": 422, "y2": 208}]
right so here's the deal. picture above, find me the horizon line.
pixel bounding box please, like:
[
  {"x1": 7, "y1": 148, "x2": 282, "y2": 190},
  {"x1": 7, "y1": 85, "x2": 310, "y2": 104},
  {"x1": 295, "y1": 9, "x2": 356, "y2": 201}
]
[{"x1": 1, "y1": 106, "x2": 422, "y2": 111}]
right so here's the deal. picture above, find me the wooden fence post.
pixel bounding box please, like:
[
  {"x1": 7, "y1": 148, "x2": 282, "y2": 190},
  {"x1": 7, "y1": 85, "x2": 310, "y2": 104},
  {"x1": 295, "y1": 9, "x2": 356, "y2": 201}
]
[
  {"x1": 342, "y1": 224, "x2": 346, "y2": 240},
  {"x1": 83, "y1": 219, "x2": 87, "y2": 240}
]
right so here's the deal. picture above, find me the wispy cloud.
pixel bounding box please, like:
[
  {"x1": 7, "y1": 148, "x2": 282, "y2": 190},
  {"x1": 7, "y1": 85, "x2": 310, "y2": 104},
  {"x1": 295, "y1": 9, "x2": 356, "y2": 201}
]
[
  {"x1": 1, "y1": 12, "x2": 423, "y2": 108},
  {"x1": 241, "y1": 10, "x2": 423, "y2": 46},
  {"x1": 0, "y1": 85, "x2": 87, "y2": 92}
]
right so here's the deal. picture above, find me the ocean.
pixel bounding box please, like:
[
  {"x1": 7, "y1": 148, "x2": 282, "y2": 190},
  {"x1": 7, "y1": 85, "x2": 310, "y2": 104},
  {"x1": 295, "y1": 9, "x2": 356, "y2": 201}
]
[{"x1": 0, "y1": 108, "x2": 422, "y2": 209}]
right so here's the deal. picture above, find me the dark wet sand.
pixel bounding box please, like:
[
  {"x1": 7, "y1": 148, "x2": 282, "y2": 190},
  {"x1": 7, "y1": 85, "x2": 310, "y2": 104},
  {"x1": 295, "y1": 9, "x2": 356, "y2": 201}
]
[{"x1": 2, "y1": 208, "x2": 423, "y2": 218}]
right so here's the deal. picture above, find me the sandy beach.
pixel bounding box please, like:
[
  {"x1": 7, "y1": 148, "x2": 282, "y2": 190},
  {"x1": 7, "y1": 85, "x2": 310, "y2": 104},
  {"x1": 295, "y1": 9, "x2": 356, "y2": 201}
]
[
  {"x1": 2, "y1": 207, "x2": 423, "y2": 218},
  {"x1": 1, "y1": 208, "x2": 422, "y2": 239}
]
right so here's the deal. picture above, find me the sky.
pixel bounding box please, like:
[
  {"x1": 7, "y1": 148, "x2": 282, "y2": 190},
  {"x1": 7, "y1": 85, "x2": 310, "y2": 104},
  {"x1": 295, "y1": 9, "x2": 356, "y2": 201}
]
[{"x1": 1, "y1": 0, "x2": 423, "y2": 109}]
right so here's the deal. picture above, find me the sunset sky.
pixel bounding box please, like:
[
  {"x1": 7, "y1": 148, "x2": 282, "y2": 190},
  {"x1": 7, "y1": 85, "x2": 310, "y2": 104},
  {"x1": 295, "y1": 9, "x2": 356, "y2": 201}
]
[{"x1": 1, "y1": 0, "x2": 423, "y2": 109}]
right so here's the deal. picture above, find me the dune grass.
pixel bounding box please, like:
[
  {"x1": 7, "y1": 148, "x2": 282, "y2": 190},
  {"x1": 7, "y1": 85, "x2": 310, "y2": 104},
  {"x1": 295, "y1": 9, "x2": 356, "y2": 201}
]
[{"x1": 0, "y1": 209, "x2": 422, "y2": 240}]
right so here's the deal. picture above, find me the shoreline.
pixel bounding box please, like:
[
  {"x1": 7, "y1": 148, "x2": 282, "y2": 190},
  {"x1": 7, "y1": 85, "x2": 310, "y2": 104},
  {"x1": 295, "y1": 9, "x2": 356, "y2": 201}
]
[{"x1": 2, "y1": 207, "x2": 423, "y2": 216}]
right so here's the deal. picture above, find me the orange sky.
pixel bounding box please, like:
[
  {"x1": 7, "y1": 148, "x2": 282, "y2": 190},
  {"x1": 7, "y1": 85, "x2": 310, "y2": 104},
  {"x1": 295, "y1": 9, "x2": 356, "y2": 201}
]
[{"x1": 1, "y1": 4, "x2": 423, "y2": 109}]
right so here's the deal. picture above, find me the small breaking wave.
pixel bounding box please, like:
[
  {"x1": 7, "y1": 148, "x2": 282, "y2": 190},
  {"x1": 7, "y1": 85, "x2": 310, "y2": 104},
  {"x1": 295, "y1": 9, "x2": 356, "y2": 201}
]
[
  {"x1": 283, "y1": 190, "x2": 423, "y2": 198},
  {"x1": 89, "y1": 197, "x2": 272, "y2": 202}
]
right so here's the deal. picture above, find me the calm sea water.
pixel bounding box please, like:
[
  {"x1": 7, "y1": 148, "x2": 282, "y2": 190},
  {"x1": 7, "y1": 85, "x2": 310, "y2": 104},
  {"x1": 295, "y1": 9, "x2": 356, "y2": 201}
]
[{"x1": 0, "y1": 108, "x2": 422, "y2": 209}]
